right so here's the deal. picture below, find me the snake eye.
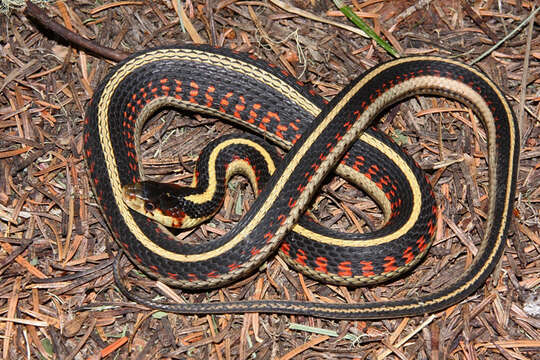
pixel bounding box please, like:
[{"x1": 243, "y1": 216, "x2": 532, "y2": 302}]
[{"x1": 144, "y1": 202, "x2": 156, "y2": 212}]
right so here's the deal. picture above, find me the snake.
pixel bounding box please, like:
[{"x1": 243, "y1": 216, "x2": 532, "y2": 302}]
[{"x1": 83, "y1": 45, "x2": 518, "y2": 319}]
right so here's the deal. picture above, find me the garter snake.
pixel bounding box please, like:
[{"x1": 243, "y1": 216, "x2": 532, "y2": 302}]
[{"x1": 84, "y1": 45, "x2": 518, "y2": 319}]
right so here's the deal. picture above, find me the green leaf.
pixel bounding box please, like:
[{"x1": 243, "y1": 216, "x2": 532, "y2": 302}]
[{"x1": 333, "y1": 0, "x2": 399, "y2": 58}]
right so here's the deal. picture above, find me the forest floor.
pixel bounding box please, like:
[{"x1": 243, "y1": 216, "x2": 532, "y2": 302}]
[{"x1": 0, "y1": 0, "x2": 539, "y2": 359}]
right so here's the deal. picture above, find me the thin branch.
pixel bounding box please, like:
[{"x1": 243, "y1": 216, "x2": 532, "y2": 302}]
[{"x1": 23, "y1": 0, "x2": 128, "y2": 62}]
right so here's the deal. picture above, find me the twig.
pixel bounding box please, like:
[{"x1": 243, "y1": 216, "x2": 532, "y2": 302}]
[
  {"x1": 470, "y1": 6, "x2": 540, "y2": 65},
  {"x1": 269, "y1": 0, "x2": 368, "y2": 38},
  {"x1": 0, "y1": 240, "x2": 30, "y2": 272},
  {"x1": 23, "y1": 0, "x2": 128, "y2": 62},
  {"x1": 518, "y1": 4, "x2": 536, "y2": 144},
  {"x1": 460, "y1": 0, "x2": 499, "y2": 42}
]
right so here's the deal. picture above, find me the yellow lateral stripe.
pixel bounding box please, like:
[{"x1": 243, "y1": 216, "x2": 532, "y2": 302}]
[
  {"x1": 224, "y1": 160, "x2": 259, "y2": 192},
  {"x1": 184, "y1": 138, "x2": 276, "y2": 204},
  {"x1": 293, "y1": 133, "x2": 422, "y2": 246}
]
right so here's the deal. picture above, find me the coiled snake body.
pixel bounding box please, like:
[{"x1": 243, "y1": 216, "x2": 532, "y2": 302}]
[{"x1": 84, "y1": 45, "x2": 518, "y2": 319}]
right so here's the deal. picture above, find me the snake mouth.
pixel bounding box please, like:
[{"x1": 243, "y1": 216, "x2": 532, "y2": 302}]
[
  {"x1": 123, "y1": 182, "x2": 143, "y2": 197},
  {"x1": 122, "y1": 183, "x2": 147, "y2": 213}
]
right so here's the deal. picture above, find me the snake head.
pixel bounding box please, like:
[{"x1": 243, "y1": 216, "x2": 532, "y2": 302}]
[{"x1": 122, "y1": 181, "x2": 198, "y2": 229}]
